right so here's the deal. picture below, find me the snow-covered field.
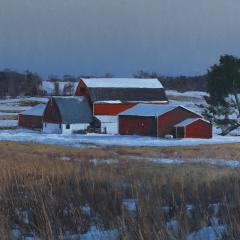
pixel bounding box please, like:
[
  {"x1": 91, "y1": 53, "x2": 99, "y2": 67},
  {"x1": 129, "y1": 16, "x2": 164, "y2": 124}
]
[{"x1": 0, "y1": 129, "x2": 240, "y2": 148}]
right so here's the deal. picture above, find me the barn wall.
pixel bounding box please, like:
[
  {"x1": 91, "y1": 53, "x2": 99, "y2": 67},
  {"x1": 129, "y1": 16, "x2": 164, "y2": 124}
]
[
  {"x1": 43, "y1": 99, "x2": 62, "y2": 123},
  {"x1": 62, "y1": 123, "x2": 90, "y2": 134},
  {"x1": 18, "y1": 115, "x2": 42, "y2": 129},
  {"x1": 94, "y1": 103, "x2": 136, "y2": 116},
  {"x1": 74, "y1": 80, "x2": 90, "y2": 98},
  {"x1": 43, "y1": 122, "x2": 62, "y2": 134},
  {"x1": 185, "y1": 120, "x2": 212, "y2": 138},
  {"x1": 119, "y1": 116, "x2": 156, "y2": 136},
  {"x1": 157, "y1": 107, "x2": 201, "y2": 137}
]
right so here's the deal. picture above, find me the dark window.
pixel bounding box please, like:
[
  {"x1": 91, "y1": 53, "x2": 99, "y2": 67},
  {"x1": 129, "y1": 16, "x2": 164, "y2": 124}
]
[
  {"x1": 59, "y1": 124, "x2": 62, "y2": 129},
  {"x1": 66, "y1": 124, "x2": 70, "y2": 129}
]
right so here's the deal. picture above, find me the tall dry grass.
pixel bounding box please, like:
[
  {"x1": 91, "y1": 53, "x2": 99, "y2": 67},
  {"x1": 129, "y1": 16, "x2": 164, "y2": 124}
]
[{"x1": 0, "y1": 141, "x2": 240, "y2": 239}]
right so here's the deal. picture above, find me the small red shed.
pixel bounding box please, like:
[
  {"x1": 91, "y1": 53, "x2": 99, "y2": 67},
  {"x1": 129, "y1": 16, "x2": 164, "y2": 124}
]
[
  {"x1": 174, "y1": 118, "x2": 212, "y2": 139},
  {"x1": 18, "y1": 104, "x2": 46, "y2": 129},
  {"x1": 119, "y1": 104, "x2": 204, "y2": 138}
]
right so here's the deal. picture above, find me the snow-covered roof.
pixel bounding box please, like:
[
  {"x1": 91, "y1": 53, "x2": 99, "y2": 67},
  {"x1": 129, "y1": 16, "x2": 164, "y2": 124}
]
[
  {"x1": 20, "y1": 104, "x2": 46, "y2": 117},
  {"x1": 175, "y1": 118, "x2": 210, "y2": 127},
  {"x1": 119, "y1": 104, "x2": 178, "y2": 117},
  {"x1": 81, "y1": 78, "x2": 163, "y2": 89},
  {"x1": 94, "y1": 100, "x2": 123, "y2": 104}
]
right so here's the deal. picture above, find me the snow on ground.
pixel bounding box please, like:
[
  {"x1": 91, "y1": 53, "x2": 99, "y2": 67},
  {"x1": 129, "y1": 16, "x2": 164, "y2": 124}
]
[
  {"x1": 166, "y1": 90, "x2": 208, "y2": 98},
  {"x1": 187, "y1": 225, "x2": 225, "y2": 240},
  {"x1": 1, "y1": 129, "x2": 240, "y2": 149},
  {"x1": 122, "y1": 199, "x2": 137, "y2": 212},
  {"x1": 0, "y1": 120, "x2": 18, "y2": 127},
  {"x1": 0, "y1": 112, "x2": 18, "y2": 116},
  {"x1": 0, "y1": 97, "x2": 48, "y2": 104},
  {"x1": 0, "y1": 105, "x2": 31, "y2": 111},
  {"x1": 144, "y1": 157, "x2": 240, "y2": 169}
]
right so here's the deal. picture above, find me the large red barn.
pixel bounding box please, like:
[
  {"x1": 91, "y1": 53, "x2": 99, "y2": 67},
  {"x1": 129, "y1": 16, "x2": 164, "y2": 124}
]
[
  {"x1": 119, "y1": 104, "x2": 211, "y2": 138},
  {"x1": 75, "y1": 78, "x2": 168, "y2": 134}
]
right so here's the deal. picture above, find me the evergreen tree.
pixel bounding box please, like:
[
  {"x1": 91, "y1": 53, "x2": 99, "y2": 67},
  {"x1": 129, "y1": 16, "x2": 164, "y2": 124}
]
[{"x1": 203, "y1": 55, "x2": 240, "y2": 135}]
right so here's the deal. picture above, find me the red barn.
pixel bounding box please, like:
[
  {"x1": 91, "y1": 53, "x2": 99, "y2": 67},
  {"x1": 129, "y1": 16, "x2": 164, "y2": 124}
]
[
  {"x1": 119, "y1": 104, "x2": 210, "y2": 138},
  {"x1": 18, "y1": 104, "x2": 46, "y2": 129},
  {"x1": 174, "y1": 118, "x2": 212, "y2": 138},
  {"x1": 74, "y1": 78, "x2": 168, "y2": 134},
  {"x1": 42, "y1": 97, "x2": 93, "y2": 134}
]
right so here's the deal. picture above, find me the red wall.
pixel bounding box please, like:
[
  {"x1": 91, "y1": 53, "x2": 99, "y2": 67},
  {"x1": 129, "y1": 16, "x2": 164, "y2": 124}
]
[
  {"x1": 94, "y1": 103, "x2": 136, "y2": 115},
  {"x1": 119, "y1": 116, "x2": 156, "y2": 136},
  {"x1": 43, "y1": 99, "x2": 62, "y2": 123},
  {"x1": 157, "y1": 107, "x2": 201, "y2": 137},
  {"x1": 185, "y1": 120, "x2": 212, "y2": 138},
  {"x1": 18, "y1": 115, "x2": 43, "y2": 128}
]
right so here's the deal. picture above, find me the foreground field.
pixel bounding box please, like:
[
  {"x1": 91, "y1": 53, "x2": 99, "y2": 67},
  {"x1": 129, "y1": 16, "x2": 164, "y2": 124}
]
[{"x1": 1, "y1": 141, "x2": 240, "y2": 239}]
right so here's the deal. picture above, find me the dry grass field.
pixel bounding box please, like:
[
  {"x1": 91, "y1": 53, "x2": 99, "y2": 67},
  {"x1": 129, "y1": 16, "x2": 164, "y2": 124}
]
[{"x1": 0, "y1": 141, "x2": 240, "y2": 239}]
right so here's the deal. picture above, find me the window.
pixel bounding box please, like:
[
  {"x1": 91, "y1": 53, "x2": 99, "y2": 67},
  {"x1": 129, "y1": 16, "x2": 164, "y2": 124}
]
[
  {"x1": 59, "y1": 124, "x2": 62, "y2": 129},
  {"x1": 66, "y1": 124, "x2": 70, "y2": 129}
]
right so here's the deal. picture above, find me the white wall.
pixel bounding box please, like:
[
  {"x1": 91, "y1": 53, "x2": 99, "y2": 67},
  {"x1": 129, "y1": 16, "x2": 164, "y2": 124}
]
[
  {"x1": 43, "y1": 122, "x2": 90, "y2": 134},
  {"x1": 43, "y1": 122, "x2": 62, "y2": 134},
  {"x1": 95, "y1": 115, "x2": 119, "y2": 135},
  {"x1": 62, "y1": 123, "x2": 90, "y2": 134}
]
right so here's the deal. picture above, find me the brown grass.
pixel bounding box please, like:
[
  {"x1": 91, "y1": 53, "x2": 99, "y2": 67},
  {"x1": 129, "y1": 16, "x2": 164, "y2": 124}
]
[{"x1": 0, "y1": 141, "x2": 240, "y2": 239}]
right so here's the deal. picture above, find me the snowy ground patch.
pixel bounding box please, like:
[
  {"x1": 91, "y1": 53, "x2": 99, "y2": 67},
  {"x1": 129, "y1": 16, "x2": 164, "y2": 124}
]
[
  {"x1": 122, "y1": 199, "x2": 137, "y2": 212},
  {"x1": 0, "y1": 120, "x2": 18, "y2": 127},
  {"x1": 1, "y1": 129, "x2": 240, "y2": 148},
  {"x1": 144, "y1": 157, "x2": 240, "y2": 169}
]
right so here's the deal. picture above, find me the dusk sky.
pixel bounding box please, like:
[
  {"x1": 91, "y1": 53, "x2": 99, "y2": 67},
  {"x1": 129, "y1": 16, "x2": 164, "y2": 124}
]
[{"x1": 0, "y1": 0, "x2": 240, "y2": 79}]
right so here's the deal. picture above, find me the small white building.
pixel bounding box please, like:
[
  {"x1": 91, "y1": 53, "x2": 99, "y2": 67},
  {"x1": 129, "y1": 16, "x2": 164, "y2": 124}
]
[{"x1": 42, "y1": 97, "x2": 93, "y2": 134}]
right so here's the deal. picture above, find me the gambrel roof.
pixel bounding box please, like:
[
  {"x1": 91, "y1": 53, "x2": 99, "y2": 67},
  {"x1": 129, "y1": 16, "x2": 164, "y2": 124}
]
[
  {"x1": 52, "y1": 97, "x2": 93, "y2": 124},
  {"x1": 77, "y1": 78, "x2": 168, "y2": 102}
]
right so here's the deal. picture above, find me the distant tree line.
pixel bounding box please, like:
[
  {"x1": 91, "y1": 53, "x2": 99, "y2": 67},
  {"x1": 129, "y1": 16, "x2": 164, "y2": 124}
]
[
  {"x1": 134, "y1": 71, "x2": 207, "y2": 92},
  {"x1": 0, "y1": 69, "x2": 45, "y2": 97}
]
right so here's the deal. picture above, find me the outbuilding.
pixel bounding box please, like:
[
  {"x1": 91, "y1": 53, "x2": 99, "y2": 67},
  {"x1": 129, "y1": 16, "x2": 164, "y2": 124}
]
[
  {"x1": 18, "y1": 104, "x2": 46, "y2": 129},
  {"x1": 119, "y1": 104, "x2": 204, "y2": 138},
  {"x1": 174, "y1": 118, "x2": 212, "y2": 139},
  {"x1": 43, "y1": 97, "x2": 93, "y2": 134}
]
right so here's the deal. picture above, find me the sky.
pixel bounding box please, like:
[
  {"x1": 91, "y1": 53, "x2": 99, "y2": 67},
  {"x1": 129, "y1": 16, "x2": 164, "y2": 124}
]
[{"x1": 0, "y1": 0, "x2": 240, "y2": 79}]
